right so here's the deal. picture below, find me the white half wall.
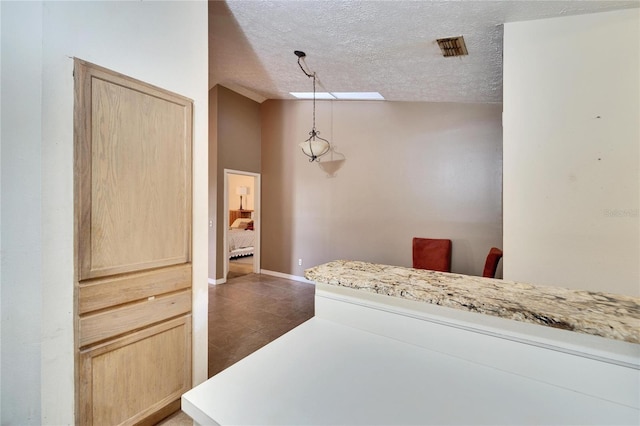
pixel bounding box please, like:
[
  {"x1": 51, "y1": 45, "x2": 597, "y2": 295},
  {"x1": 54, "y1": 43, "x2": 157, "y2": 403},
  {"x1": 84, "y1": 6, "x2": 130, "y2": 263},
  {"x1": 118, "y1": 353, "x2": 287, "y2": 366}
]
[
  {"x1": 503, "y1": 9, "x2": 639, "y2": 296},
  {"x1": 1, "y1": 1, "x2": 208, "y2": 424}
]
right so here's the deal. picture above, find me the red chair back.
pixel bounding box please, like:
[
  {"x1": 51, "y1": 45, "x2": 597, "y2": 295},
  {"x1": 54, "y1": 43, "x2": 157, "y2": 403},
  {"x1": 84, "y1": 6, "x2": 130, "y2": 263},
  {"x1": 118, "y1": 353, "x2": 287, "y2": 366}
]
[
  {"x1": 482, "y1": 247, "x2": 503, "y2": 278},
  {"x1": 412, "y1": 238, "x2": 452, "y2": 272}
]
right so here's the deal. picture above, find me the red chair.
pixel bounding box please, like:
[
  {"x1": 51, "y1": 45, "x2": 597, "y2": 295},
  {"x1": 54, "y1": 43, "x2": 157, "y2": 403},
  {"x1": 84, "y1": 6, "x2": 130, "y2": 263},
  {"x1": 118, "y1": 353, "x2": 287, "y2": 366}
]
[
  {"x1": 482, "y1": 247, "x2": 503, "y2": 278},
  {"x1": 412, "y1": 238, "x2": 452, "y2": 272}
]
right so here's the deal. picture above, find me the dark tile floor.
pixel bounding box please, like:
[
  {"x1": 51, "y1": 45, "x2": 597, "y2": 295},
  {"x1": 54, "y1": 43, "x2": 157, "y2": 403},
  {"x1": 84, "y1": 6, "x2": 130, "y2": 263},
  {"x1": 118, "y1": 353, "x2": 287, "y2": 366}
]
[{"x1": 208, "y1": 272, "x2": 315, "y2": 377}]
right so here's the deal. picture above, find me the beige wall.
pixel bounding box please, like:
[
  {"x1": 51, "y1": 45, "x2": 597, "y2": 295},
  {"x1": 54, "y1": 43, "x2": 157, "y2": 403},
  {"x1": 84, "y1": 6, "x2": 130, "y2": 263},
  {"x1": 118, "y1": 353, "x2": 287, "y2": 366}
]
[
  {"x1": 1, "y1": 1, "x2": 208, "y2": 423},
  {"x1": 503, "y1": 9, "x2": 639, "y2": 296},
  {"x1": 211, "y1": 86, "x2": 261, "y2": 280},
  {"x1": 261, "y1": 100, "x2": 503, "y2": 277}
]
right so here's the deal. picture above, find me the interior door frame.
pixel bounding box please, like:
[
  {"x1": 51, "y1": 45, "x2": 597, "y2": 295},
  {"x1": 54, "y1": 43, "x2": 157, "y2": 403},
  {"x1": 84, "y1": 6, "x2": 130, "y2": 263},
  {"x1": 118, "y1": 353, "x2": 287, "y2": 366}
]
[{"x1": 223, "y1": 169, "x2": 261, "y2": 280}]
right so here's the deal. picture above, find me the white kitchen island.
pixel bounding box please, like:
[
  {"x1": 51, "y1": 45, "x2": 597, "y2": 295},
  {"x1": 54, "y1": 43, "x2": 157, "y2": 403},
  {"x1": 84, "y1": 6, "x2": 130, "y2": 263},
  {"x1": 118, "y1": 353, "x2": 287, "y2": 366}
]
[{"x1": 182, "y1": 261, "x2": 640, "y2": 425}]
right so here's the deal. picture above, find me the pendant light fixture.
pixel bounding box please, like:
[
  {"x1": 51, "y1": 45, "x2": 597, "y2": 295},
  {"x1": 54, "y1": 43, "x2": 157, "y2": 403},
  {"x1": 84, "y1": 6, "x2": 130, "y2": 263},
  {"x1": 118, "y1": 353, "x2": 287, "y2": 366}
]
[{"x1": 294, "y1": 50, "x2": 331, "y2": 162}]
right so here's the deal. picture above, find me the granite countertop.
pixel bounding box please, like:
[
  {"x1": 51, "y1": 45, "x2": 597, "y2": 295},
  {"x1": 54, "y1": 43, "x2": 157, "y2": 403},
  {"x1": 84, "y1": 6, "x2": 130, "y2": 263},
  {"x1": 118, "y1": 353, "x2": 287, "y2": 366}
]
[{"x1": 305, "y1": 260, "x2": 640, "y2": 344}]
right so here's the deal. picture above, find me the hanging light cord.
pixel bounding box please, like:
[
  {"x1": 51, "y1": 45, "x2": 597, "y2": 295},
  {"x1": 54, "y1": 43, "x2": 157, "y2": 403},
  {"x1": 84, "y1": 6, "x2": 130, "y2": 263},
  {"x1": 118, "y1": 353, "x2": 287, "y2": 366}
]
[
  {"x1": 295, "y1": 50, "x2": 330, "y2": 162},
  {"x1": 312, "y1": 72, "x2": 316, "y2": 134},
  {"x1": 297, "y1": 55, "x2": 313, "y2": 78},
  {"x1": 297, "y1": 55, "x2": 317, "y2": 134}
]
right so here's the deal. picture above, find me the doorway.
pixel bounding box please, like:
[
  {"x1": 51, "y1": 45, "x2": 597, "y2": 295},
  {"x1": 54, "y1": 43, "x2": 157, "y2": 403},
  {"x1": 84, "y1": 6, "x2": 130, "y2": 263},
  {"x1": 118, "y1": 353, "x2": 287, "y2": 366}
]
[{"x1": 224, "y1": 169, "x2": 260, "y2": 280}]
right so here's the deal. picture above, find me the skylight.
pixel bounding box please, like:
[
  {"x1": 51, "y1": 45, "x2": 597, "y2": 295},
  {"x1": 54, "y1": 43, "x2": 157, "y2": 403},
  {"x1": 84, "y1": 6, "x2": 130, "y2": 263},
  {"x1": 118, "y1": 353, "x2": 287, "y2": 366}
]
[
  {"x1": 290, "y1": 92, "x2": 385, "y2": 100},
  {"x1": 332, "y1": 92, "x2": 385, "y2": 100},
  {"x1": 290, "y1": 92, "x2": 335, "y2": 99}
]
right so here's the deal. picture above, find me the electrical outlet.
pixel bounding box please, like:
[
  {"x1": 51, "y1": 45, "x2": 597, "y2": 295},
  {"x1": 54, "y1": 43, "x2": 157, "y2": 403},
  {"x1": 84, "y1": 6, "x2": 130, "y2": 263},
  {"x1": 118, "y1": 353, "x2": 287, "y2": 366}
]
[{"x1": 298, "y1": 258, "x2": 302, "y2": 266}]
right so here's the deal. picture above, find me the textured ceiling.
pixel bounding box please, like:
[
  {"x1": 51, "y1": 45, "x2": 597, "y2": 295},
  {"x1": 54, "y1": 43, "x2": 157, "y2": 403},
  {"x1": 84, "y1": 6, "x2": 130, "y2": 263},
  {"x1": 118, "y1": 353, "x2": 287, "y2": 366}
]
[{"x1": 209, "y1": 0, "x2": 639, "y2": 103}]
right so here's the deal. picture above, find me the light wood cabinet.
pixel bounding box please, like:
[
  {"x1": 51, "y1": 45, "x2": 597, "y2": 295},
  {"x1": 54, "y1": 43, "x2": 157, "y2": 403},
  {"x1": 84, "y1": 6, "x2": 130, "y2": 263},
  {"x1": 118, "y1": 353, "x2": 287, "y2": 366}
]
[
  {"x1": 74, "y1": 59, "x2": 193, "y2": 425},
  {"x1": 79, "y1": 316, "x2": 192, "y2": 426},
  {"x1": 229, "y1": 209, "x2": 253, "y2": 226}
]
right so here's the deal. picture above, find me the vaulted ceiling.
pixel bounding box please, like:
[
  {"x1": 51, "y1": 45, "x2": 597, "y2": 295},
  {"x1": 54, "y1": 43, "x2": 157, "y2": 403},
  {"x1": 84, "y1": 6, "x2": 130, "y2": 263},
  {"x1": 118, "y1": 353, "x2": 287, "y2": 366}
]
[{"x1": 209, "y1": 0, "x2": 638, "y2": 103}]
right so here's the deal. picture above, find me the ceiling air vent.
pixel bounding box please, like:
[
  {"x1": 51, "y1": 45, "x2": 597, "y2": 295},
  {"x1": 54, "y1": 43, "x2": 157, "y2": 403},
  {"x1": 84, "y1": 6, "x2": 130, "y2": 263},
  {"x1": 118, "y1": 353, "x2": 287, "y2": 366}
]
[{"x1": 436, "y1": 36, "x2": 468, "y2": 57}]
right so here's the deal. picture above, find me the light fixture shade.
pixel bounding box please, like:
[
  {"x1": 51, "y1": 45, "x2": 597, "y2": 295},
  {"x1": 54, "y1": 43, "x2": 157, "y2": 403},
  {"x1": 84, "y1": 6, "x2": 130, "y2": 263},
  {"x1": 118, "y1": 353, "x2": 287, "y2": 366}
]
[
  {"x1": 236, "y1": 186, "x2": 249, "y2": 196},
  {"x1": 299, "y1": 138, "x2": 330, "y2": 160}
]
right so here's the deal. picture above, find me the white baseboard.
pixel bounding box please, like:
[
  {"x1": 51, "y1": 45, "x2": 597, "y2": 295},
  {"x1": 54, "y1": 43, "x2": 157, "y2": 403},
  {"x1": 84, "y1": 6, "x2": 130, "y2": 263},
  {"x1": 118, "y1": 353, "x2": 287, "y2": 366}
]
[
  {"x1": 260, "y1": 269, "x2": 315, "y2": 285},
  {"x1": 210, "y1": 271, "x2": 314, "y2": 285}
]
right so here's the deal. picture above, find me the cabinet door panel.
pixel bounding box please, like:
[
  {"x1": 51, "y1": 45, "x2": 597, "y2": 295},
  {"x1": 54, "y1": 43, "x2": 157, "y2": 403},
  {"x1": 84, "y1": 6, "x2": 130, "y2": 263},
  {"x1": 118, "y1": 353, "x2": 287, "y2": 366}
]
[
  {"x1": 78, "y1": 264, "x2": 191, "y2": 315},
  {"x1": 76, "y1": 61, "x2": 192, "y2": 280},
  {"x1": 79, "y1": 289, "x2": 191, "y2": 347},
  {"x1": 79, "y1": 316, "x2": 192, "y2": 426}
]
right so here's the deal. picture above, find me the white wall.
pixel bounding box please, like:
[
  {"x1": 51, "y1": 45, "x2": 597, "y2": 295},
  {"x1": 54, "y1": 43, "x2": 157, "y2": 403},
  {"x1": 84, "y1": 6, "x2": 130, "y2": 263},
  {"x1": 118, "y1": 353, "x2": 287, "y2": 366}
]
[
  {"x1": 503, "y1": 9, "x2": 639, "y2": 296},
  {"x1": 1, "y1": 2, "x2": 43, "y2": 423},
  {"x1": 1, "y1": 1, "x2": 209, "y2": 424}
]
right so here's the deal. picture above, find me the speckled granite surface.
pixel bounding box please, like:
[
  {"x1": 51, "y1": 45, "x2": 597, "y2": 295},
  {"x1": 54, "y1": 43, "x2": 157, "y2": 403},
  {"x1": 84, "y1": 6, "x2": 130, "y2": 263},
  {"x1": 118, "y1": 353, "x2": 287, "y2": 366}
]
[{"x1": 305, "y1": 260, "x2": 640, "y2": 344}]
